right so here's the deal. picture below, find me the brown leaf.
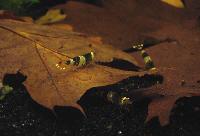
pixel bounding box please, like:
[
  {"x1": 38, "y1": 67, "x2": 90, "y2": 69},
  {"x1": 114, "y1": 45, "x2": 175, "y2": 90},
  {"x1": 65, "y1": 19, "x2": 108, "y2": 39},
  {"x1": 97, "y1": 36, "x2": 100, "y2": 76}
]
[
  {"x1": 54, "y1": 0, "x2": 199, "y2": 50},
  {"x1": 136, "y1": 23, "x2": 200, "y2": 126},
  {"x1": 50, "y1": 0, "x2": 200, "y2": 126},
  {"x1": 49, "y1": 24, "x2": 73, "y2": 31},
  {"x1": 0, "y1": 10, "x2": 34, "y2": 23},
  {"x1": 0, "y1": 19, "x2": 138, "y2": 65},
  {"x1": 145, "y1": 91, "x2": 200, "y2": 126},
  {"x1": 0, "y1": 10, "x2": 20, "y2": 20},
  {"x1": 146, "y1": 96, "x2": 178, "y2": 126},
  {"x1": 147, "y1": 92, "x2": 200, "y2": 124},
  {"x1": 0, "y1": 19, "x2": 146, "y2": 114}
]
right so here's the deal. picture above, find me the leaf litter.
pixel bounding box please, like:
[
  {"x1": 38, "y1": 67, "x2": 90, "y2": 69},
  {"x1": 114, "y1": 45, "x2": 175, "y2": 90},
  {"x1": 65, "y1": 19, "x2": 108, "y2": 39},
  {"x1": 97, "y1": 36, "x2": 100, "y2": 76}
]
[
  {"x1": 52, "y1": 0, "x2": 200, "y2": 126},
  {"x1": 0, "y1": 19, "x2": 151, "y2": 115},
  {"x1": 1, "y1": 0, "x2": 200, "y2": 126}
]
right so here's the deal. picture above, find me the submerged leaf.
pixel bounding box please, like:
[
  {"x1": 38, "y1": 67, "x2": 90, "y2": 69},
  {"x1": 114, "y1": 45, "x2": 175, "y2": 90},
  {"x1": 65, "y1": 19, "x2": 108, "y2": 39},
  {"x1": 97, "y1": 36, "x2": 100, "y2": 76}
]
[
  {"x1": 50, "y1": 24, "x2": 73, "y2": 31},
  {"x1": 135, "y1": 24, "x2": 200, "y2": 126},
  {"x1": 0, "y1": 19, "x2": 146, "y2": 114}
]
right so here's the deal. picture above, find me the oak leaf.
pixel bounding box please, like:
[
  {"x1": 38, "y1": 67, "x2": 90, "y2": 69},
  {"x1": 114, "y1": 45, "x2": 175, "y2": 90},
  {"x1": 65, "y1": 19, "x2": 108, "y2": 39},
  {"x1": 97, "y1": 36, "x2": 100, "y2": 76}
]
[
  {"x1": 53, "y1": 0, "x2": 199, "y2": 125},
  {"x1": 134, "y1": 25, "x2": 200, "y2": 126},
  {"x1": 0, "y1": 19, "x2": 147, "y2": 114}
]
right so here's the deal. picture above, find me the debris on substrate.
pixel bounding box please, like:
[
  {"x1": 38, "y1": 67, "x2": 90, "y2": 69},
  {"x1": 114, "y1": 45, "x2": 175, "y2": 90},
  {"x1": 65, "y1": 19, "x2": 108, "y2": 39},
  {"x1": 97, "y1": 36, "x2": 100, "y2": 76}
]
[{"x1": 0, "y1": 75, "x2": 199, "y2": 136}]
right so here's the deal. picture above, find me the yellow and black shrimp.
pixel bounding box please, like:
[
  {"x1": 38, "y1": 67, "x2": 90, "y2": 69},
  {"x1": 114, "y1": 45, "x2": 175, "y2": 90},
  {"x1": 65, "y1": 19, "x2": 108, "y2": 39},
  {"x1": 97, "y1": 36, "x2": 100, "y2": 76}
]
[
  {"x1": 106, "y1": 43, "x2": 158, "y2": 107},
  {"x1": 132, "y1": 44, "x2": 157, "y2": 72},
  {"x1": 65, "y1": 52, "x2": 95, "y2": 66},
  {"x1": 56, "y1": 52, "x2": 95, "y2": 70}
]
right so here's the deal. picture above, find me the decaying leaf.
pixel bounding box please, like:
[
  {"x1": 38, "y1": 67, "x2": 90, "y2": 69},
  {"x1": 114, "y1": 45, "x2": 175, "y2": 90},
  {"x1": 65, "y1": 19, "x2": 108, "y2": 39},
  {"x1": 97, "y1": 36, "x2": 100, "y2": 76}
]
[
  {"x1": 0, "y1": 10, "x2": 34, "y2": 23},
  {"x1": 49, "y1": 23, "x2": 73, "y2": 31},
  {"x1": 35, "y1": 9, "x2": 67, "y2": 25},
  {"x1": 0, "y1": 20, "x2": 139, "y2": 65},
  {"x1": 142, "y1": 85, "x2": 200, "y2": 126},
  {"x1": 54, "y1": 0, "x2": 195, "y2": 51},
  {"x1": 48, "y1": 0, "x2": 199, "y2": 126},
  {"x1": 0, "y1": 10, "x2": 18, "y2": 20},
  {"x1": 131, "y1": 24, "x2": 200, "y2": 126},
  {"x1": 0, "y1": 19, "x2": 148, "y2": 114}
]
